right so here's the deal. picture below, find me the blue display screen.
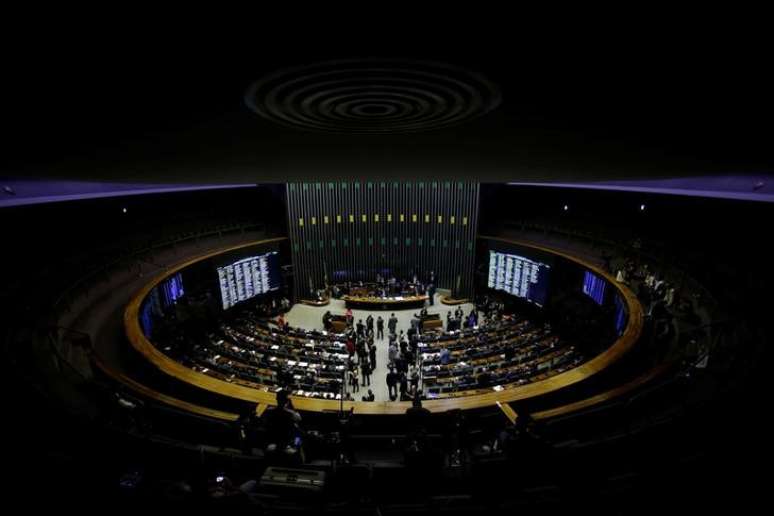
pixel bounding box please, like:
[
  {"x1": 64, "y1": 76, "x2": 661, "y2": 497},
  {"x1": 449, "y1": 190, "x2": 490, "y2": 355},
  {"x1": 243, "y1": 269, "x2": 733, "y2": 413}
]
[
  {"x1": 614, "y1": 293, "x2": 627, "y2": 335},
  {"x1": 140, "y1": 273, "x2": 185, "y2": 336},
  {"x1": 582, "y1": 271, "x2": 606, "y2": 305}
]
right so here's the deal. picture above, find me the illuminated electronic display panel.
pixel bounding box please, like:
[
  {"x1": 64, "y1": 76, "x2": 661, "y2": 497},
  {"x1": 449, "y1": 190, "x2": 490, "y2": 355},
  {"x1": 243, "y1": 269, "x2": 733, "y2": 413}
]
[
  {"x1": 217, "y1": 251, "x2": 281, "y2": 310},
  {"x1": 487, "y1": 251, "x2": 551, "y2": 307},
  {"x1": 582, "y1": 270, "x2": 607, "y2": 305},
  {"x1": 140, "y1": 273, "x2": 185, "y2": 336},
  {"x1": 614, "y1": 292, "x2": 627, "y2": 335}
]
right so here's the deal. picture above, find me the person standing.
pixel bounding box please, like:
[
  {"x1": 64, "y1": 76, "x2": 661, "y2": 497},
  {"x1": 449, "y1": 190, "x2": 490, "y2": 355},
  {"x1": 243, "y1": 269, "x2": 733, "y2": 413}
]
[
  {"x1": 409, "y1": 365, "x2": 420, "y2": 394},
  {"x1": 398, "y1": 371, "x2": 409, "y2": 399},
  {"x1": 368, "y1": 341, "x2": 377, "y2": 369},
  {"x1": 322, "y1": 310, "x2": 333, "y2": 331},
  {"x1": 386, "y1": 368, "x2": 399, "y2": 401},
  {"x1": 360, "y1": 359, "x2": 372, "y2": 387},
  {"x1": 349, "y1": 368, "x2": 360, "y2": 393},
  {"x1": 356, "y1": 338, "x2": 367, "y2": 365},
  {"x1": 388, "y1": 313, "x2": 398, "y2": 336},
  {"x1": 665, "y1": 285, "x2": 675, "y2": 307},
  {"x1": 388, "y1": 341, "x2": 399, "y2": 366},
  {"x1": 399, "y1": 336, "x2": 408, "y2": 357},
  {"x1": 376, "y1": 316, "x2": 385, "y2": 340},
  {"x1": 366, "y1": 314, "x2": 374, "y2": 333}
]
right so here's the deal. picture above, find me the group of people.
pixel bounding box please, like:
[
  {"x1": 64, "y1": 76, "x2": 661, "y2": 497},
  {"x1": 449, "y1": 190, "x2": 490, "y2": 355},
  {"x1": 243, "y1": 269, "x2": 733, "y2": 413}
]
[
  {"x1": 330, "y1": 271, "x2": 437, "y2": 304},
  {"x1": 344, "y1": 316, "x2": 377, "y2": 399},
  {"x1": 332, "y1": 310, "x2": 397, "y2": 401},
  {"x1": 386, "y1": 365, "x2": 421, "y2": 401},
  {"x1": 326, "y1": 305, "x2": 427, "y2": 402},
  {"x1": 385, "y1": 320, "x2": 422, "y2": 401},
  {"x1": 446, "y1": 305, "x2": 479, "y2": 331},
  {"x1": 617, "y1": 261, "x2": 678, "y2": 313}
]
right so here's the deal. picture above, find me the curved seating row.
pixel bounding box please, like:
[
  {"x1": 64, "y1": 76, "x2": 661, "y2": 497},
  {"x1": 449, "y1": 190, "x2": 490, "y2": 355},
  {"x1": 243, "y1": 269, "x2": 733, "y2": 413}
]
[{"x1": 158, "y1": 312, "x2": 352, "y2": 399}]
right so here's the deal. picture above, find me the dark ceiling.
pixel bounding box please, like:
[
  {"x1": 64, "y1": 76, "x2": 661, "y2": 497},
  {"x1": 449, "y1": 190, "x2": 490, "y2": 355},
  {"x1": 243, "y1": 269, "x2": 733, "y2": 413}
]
[{"x1": 3, "y1": 29, "x2": 772, "y2": 185}]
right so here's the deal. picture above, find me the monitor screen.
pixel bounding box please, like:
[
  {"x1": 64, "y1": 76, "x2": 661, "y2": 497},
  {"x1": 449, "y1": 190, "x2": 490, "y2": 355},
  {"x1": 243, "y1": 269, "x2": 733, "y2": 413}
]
[
  {"x1": 614, "y1": 292, "x2": 627, "y2": 335},
  {"x1": 487, "y1": 250, "x2": 551, "y2": 306},
  {"x1": 217, "y1": 251, "x2": 282, "y2": 310},
  {"x1": 582, "y1": 270, "x2": 606, "y2": 305},
  {"x1": 140, "y1": 273, "x2": 184, "y2": 336}
]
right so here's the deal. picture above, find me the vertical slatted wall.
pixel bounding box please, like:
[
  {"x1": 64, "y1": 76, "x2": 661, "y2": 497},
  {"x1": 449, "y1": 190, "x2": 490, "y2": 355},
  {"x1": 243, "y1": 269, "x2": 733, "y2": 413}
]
[{"x1": 286, "y1": 181, "x2": 480, "y2": 299}]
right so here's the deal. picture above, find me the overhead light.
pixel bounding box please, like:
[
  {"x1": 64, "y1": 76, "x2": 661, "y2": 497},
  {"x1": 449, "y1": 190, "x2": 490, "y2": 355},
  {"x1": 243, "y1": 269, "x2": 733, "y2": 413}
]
[
  {"x1": 640, "y1": 204, "x2": 646, "y2": 211},
  {"x1": 563, "y1": 205, "x2": 568, "y2": 211},
  {"x1": 122, "y1": 207, "x2": 128, "y2": 214}
]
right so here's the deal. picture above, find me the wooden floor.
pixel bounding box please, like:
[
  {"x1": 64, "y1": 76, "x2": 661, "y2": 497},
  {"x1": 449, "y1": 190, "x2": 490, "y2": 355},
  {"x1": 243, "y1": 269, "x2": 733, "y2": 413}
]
[{"x1": 125, "y1": 236, "x2": 644, "y2": 415}]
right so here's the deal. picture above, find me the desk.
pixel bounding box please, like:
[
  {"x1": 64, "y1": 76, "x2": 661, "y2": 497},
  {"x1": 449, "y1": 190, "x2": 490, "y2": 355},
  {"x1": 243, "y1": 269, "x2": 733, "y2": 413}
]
[
  {"x1": 342, "y1": 294, "x2": 428, "y2": 310},
  {"x1": 327, "y1": 314, "x2": 348, "y2": 333},
  {"x1": 300, "y1": 297, "x2": 330, "y2": 307},
  {"x1": 419, "y1": 314, "x2": 443, "y2": 331}
]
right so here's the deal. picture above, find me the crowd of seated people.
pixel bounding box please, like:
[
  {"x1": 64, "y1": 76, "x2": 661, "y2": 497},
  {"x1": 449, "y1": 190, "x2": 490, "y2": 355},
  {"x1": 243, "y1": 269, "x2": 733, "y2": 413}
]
[
  {"x1": 330, "y1": 271, "x2": 437, "y2": 304},
  {"x1": 165, "y1": 309, "x2": 352, "y2": 399},
  {"x1": 417, "y1": 312, "x2": 583, "y2": 397},
  {"x1": 168, "y1": 299, "x2": 388, "y2": 401}
]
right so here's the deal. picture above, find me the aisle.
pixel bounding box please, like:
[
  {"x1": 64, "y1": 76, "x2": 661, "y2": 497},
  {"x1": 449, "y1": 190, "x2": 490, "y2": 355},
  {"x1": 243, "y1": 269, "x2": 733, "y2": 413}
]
[{"x1": 284, "y1": 295, "x2": 476, "y2": 401}]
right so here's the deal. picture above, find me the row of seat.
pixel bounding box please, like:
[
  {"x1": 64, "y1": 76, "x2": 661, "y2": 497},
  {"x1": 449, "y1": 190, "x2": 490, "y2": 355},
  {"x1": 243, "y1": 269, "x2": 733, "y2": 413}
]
[
  {"x1": 416, "y1": 314, "x2": 584, "y2": 398},
  {"x1": 166, "y1": 311, "x2": 353, "y2": 398}
]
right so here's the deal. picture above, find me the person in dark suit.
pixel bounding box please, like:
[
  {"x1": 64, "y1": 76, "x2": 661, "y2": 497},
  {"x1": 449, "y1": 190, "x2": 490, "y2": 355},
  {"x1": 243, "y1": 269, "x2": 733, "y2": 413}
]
[
  {"x1": 366, "y1": 314, "x2": 374, "y2": 333},
  {"x1": 388, "y1": 313, "x2": 398, "y2": 335},
  {"x1": 322, "y1": 310, "x2": 333, "y2": 331},
  {"x1": 405, "y1": 396, "x2": 431, "y2": 437},
  {"x1": 265, "y1": 390, "x2": 302, "y2": 452},
  {"x1": 360, "y1": 358, "x2": 372, "y2": 386},
  {"x1": 386, "y1": 369, "x2": 399, "y2": 401},
  {"x1": 376, "y1": 316, "x2": 385, "y2": 340},
  {"x1": 368, "y1": 341, "x2": 377, "y2": 369},
  {"x1": 236, "y1": 404, "x2": 260, "y2": 455}
]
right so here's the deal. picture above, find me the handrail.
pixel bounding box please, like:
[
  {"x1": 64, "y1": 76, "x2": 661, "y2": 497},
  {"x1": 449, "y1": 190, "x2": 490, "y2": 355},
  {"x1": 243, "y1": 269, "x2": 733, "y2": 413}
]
[
  {"x1": 51, "y1": 222, "x2": 264, "y2": 312},
  {"x1": 91, "y1": 353, "x2": 239, "y2": 422},
  {"x1": 126, "y1": 236, "x2": 644, "y2": 414},
  {"x1": 504, "y1": 220, "x2": 720, "y2": 316},
  {"x1": 46, "y1": 222, "x2": 266, "y2": 381}
]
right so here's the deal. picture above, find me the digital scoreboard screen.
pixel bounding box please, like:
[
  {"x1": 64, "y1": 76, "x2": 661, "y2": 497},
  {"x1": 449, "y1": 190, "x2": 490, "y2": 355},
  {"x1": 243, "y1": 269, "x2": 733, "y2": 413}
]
[
  {"x1": 140, "y1": 273, "x2": 184, "y2": 336},
  {"x1": 582, "y1": 270, "x2": 607, "y2": 305},
  {"x1": 614, "y1": 292, "x2": 627, "y2": 336},
  {"x1": 487, "y1": 251, "x2": 551, "y2": 306},
  {"x1": 217, "y1": 251, "x2": 281, "y2": 310}
]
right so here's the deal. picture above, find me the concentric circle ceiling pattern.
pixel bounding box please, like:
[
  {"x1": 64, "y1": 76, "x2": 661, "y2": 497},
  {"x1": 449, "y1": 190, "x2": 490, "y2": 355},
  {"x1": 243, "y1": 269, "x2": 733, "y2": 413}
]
[{"x1": 245, "y1": 59, "x2": 501, "y2": 134}]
